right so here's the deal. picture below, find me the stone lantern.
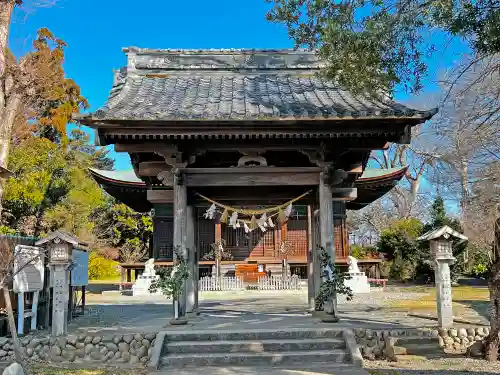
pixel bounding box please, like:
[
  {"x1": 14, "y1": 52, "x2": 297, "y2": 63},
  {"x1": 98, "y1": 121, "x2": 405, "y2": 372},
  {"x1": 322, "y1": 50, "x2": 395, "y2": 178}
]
[
  {"x1": 36, "y1": 231, "x2": 88, "y2": 336},
  {"x1": 417, "y1": 226, "x2": 468, "y2": 328}
]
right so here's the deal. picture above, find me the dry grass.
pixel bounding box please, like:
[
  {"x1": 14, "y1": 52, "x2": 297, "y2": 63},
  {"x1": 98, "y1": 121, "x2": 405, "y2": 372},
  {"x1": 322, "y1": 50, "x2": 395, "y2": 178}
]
[
  {"x1": 388, "y1": 285, "x2": 489, "y2": 314},
  {"x1": 32, "y1": 367, "x2": 148, "y2": 375},
  {"x1": 367, "y1": 357, "x2": 500, "y2": 374}
]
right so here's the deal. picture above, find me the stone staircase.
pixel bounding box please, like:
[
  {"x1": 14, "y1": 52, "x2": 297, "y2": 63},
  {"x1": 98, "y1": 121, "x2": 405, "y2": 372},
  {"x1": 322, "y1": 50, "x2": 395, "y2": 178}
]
[{"x1": 158, "y1": 328, "x2": 353, "y2": 368}]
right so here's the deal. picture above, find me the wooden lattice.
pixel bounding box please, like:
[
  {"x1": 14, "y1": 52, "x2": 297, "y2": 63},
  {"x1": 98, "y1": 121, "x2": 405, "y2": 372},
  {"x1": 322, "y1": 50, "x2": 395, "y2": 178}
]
[
  {"x1": 196, "y1": 218, "x2": 215, "y2": 260},
  {"x1": 153, "y1": 218, "x2": 173, "y2": 259},
  {"x1": 287, "y1": 219, "x2": 308, "y2": 257}
]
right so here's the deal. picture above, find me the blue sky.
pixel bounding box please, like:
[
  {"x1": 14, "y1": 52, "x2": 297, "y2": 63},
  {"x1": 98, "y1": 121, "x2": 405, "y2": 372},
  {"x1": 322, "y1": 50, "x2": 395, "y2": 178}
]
[{"x1": 9, "y1": 0, "x2": 469, "y2": 171}]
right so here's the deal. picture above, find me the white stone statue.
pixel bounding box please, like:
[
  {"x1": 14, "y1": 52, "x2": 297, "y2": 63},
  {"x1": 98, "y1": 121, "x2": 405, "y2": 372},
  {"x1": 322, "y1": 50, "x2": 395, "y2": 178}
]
[
  {"x1": 144, "y1": 258, "x2": 156, "y2": 276},
  {"x1": 344, "y1": 255, "x2": 371, "y2": 294},
  {"x1": 347, "y1": 255, "x2": 361, "y2": 274}
]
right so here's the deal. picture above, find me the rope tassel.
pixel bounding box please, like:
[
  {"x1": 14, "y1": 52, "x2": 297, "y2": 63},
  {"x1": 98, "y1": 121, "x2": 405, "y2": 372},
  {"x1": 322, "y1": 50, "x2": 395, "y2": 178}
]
[
  {"x1": 220, "y1": 208, "x2": 229, "y2": 224},
  {"x1": 250, "y1": 215, "x2": 258, "y2": 230},
  {"x1": 278, "y1": 208, "x2": 286, "y2": 223}
]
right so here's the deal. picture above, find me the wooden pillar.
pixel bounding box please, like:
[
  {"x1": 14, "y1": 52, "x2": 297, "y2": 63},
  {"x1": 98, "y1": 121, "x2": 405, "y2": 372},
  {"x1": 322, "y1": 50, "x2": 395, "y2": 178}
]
[
  {"x1": 280, "y1": 222, "x2": 288, "y2": 278},
  {"x1": 307, "y1": 205, "x2": 315, "y2": 311},
  {"x1": 31, "y1": 291, "x2": 39, "y2": 331},
  {"x1": 215, "y1": 223, "x2": 222, "y2": 278},
  {"x1": 17, "y1": 292, "x2": 24, "y2": 335},
  {"x1": 333, "y1": 201, "x2": 349, "y2": 259},
  {"x1": 319, "y1": 173, "x2": 336, "y2": 313},
  {"x1": 173, "y1": 172, "x2": 187, "y2": 316},
  {"x1": 126, "y1": 269, "x2": 132, "y2": 283},
  {"x1": 312, "y1": 208, "x2": 321, "y2": 308},
  {"x1": 81, "y1": 286, "x2": 86, "y2": 315},
  {"x1": 186, "y1": 206, "x2": 196, "y2": 315}
]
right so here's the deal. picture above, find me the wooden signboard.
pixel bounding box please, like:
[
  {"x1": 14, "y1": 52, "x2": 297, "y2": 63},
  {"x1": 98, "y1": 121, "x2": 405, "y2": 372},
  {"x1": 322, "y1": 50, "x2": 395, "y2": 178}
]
[
  {"x1": 13, "y1": 245, "x2": 44, "y2": 293},
  {"x1": 71, "y1": 249, "x2": 89, "y2": 287}
]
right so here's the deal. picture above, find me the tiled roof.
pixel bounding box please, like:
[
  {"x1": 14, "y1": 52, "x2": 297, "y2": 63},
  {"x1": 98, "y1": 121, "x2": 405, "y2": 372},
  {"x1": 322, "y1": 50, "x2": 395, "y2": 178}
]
[
  {"x1": 78, "y1": 48, "x2": 437, "y2": 123},
  {"x1": 89, "y1": 168, "x2": 144, "y2": 185}
]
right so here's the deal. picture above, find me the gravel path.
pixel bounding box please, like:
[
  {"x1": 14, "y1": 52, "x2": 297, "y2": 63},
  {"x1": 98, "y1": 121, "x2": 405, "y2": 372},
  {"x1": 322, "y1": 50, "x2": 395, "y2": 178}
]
[
  {"x1": 366, "y1": 358, "x2": 500, "y2": 374},
  {"x1": 74, "y1": 290, "x2": 439, "y2": 332}
]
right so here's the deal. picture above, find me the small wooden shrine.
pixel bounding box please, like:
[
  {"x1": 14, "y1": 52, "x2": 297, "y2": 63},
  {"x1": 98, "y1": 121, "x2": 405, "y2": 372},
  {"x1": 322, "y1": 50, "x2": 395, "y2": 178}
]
[{"x1": 77, "y1": 48, "x2": 436, "y2": 310}]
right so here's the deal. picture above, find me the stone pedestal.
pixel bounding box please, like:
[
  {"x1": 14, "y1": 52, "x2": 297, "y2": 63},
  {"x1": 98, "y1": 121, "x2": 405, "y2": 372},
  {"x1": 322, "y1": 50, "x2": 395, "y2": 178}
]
[
  {"x1": 344, "y1": 272, "x2": 371, "y2": 294},
  {"x1": 132, "y1": 273, "x2": 160, "y2": 296},
  {"x1": 434, "y1": 259, "x2": 454, "y2": 328}
]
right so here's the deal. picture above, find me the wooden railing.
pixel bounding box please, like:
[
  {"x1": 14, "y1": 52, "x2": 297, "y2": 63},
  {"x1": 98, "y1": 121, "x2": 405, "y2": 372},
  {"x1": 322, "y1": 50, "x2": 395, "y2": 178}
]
[
  {"x1": 257, "y1": 275, "x2": 301, "y2": 290},
  {"x1": 198, "y1": 276, "x2": 245, "y2": 291},
  {"x1": 368, "y1": 278, "x2": 388, "y2": 288}
]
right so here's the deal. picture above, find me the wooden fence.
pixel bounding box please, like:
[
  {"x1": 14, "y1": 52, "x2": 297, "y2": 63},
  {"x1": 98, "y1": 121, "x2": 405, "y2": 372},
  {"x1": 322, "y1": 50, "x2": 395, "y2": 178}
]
[
  {"x1": 198, "y1": 276, "x2": 245, "y2": 291},
  {"x1": 257, "y1": 275, "x2": 301, "y2": 290}
]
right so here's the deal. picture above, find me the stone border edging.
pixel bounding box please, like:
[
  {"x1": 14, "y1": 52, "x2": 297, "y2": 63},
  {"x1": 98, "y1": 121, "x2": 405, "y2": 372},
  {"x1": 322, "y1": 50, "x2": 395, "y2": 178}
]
[
  {"x1": 148, "y1": 332, "x2": 166, "y2": 370},
  {"x1": 343, "y1": 329, "x2": 364, "y2": 368},
  {"x1": 408, "y1": 313, "x2": 489, "y2": 326}
]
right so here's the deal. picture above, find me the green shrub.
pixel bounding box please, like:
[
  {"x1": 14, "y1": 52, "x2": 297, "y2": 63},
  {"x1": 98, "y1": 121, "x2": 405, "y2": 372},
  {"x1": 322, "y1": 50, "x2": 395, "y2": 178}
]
[
  {"x1": 350, "y1": 244, "x2": 378, "y2": 259},
  {"x1": 379, "y1": 261, "x2": 392, "y2": 279},
  {"x1": 88, "y1": 251, "x2": 120, "y2": 280},
  {"x1": 0, "y1": 226, "x2": 17, "y2": 235}
]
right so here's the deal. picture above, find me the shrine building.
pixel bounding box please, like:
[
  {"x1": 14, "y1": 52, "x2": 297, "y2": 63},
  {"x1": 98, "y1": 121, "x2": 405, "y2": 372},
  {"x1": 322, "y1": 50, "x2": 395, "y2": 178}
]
[{"x1": 76, "y1": 48, "x2": 436, "y2": 305}]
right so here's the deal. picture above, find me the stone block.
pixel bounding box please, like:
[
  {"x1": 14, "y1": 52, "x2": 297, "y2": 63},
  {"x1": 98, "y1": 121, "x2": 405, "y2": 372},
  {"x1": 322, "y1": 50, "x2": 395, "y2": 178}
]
[{"x1": 2, "y1": 363, "x2": 24, "y2": 375}]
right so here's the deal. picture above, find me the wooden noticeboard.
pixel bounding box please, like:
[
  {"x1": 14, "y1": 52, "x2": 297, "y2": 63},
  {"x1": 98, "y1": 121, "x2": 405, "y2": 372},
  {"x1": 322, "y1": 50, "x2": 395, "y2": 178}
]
[
  {"x1": 13, "y1": 245, "x2": 44, "y2": 293},
  {"x1": 71, "y1": 249, "x2": 89, "y2": 287}
]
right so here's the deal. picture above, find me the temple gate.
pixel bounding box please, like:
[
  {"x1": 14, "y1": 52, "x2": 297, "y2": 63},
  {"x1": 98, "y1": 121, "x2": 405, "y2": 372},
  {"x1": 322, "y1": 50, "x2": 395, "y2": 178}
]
[{"x1": 78, "y1": 48, "x2": 437, "y2": 313}]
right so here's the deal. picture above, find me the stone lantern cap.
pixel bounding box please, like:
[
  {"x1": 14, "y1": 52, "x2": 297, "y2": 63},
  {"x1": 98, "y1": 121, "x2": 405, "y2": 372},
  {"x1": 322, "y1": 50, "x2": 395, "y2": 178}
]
[
  {"x1": 35, "y1": 230, "x2": 88, "y2": 247},
  {"x1": 417, "y1": 225, "x2": 468, "y2": 244}
]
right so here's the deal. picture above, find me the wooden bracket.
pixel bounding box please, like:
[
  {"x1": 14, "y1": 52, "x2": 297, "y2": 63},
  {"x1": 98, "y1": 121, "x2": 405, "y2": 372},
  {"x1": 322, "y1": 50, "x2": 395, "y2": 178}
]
[
  {"x1": 155, "y1": 150, "x2": 188, "y2": 168},
  {"x1": 322, "y1": 166, "x2": 348, "y2": 187},
  {"x1": 157, "y1": 170, "x2": 174, "y2": 187},
  {"x1": 237, "y1": 155, "x2": 268, "y2": 167},
  {"x1": 158, "y1": 169, "x2": 184, "y2": 186}
]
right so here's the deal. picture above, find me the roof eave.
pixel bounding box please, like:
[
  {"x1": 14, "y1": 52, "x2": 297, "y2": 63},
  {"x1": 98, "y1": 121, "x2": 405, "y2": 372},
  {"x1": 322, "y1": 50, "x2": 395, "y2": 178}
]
[{"x1": 74, "y1": 111, "x2": 437, "y2": 127}]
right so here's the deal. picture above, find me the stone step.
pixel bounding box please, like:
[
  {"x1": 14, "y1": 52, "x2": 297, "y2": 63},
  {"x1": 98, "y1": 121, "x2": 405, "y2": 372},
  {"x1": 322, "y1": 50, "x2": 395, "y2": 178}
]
[
  {"x1": 165, "y1": 338, "x2": 346, "y2": 354},
  {"x1": 393, "y1": 336, "x2": 438, "y2": 346},
  {"x1": 154, "y1": 364, "x2": 371, "y2": 375},
  {"x1": 164, "y1": 328, "x2": 343, "y2": 342},
  {"x1": 404, "y1": 343, "x2": 442, "y2": 356},
  {"x1": 161, "y1": 349, "x2": 350, "y2": 367}
]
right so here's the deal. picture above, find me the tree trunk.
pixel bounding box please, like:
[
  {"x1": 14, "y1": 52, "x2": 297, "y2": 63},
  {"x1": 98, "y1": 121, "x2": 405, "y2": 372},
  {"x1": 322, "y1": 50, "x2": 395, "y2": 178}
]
[
  {"x1": 2, "y1": 286, "x2": 22, "y2": 363},
  {"x1": 173, "y1": 299, "x2": 179, "y2": 320},
  {"x1": 0, "y1": 95, "x2": 21, "y2": 214},
  {"x1": 486, "y1": 272, "x2": 500, "y2": 361},
  {"x1": 486, "y1": 217, "x2": 500, "y2": 361},
  {"x1": 0, "y1": 1, "x2": 15, "y2": 78}
]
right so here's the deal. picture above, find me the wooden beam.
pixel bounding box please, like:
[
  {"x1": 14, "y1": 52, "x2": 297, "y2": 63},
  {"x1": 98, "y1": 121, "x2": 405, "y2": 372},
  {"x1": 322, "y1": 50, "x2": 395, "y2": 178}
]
[
  {"x1": 331, "y1": 188, "x2": 357, "y2": 201},
  {"x1": 147, "y1": 189, "x2": 173, "y2": 204},
  {"x1": 183, "y1": 167, "x2": 321, "y2": 187},
  {"x1": 139, "y1": 161, "x2": 170, "y2": 176},
  {"x1": 347, "y1": 164, "x2": 363, "y2": 174},
  {"x1": 115, "y1": 143, "x2": 176, "y2": 153}
]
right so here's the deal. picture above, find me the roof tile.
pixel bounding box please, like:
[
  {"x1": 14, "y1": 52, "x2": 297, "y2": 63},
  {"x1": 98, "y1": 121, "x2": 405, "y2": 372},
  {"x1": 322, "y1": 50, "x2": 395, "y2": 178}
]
[{"x1": 84, "y1": 49, "x2": 437, "y2": 122}]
